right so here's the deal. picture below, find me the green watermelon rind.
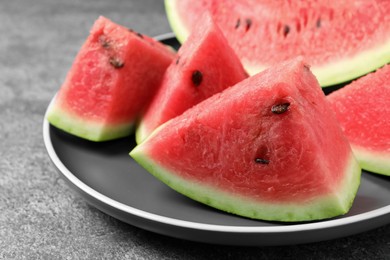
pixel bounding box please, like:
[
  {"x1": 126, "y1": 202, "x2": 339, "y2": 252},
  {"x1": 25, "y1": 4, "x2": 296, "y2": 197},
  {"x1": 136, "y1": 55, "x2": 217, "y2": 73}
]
[
  {"x1": 165, "y1": 0, "x2": 390, "y2": 87},
  {"x1": 245, "y1": 40, "x2": 390, "y2": 87},
  {"x1": 136, "y1": 120, "x2": 150, "y2": 144},
  {"x1": 352, "y1": 145, "x2": 390, "y2": 176},
  {"x1": 46, "y1": 99, "x2": 134, "y2": 142},
  {"x1": 130, "y1": 134, "x2": 361, "y2": 222},
  {"x1": 303, "y1": 40, "x2": 390, "y2": 87},
  {"x1": 164, "y1": 0, "x2": 188, "y2": 44}
]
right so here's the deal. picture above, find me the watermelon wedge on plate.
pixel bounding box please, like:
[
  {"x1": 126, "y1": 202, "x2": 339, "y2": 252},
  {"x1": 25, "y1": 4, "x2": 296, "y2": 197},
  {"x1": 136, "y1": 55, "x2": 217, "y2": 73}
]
[
  {"x1": 131, "y1": 58, "x2": 361, "y2": 222},
  {"x1": 328, "y1": 65, "x2": 390, "y2": 176},
  {"x1": 165, "y1": 0, "x2": 390, "y2": 87},
  {"x1": 136, "y1": 14, "x2": 247, "y2": 143},
  {"x1": 46, "y1": 16, "x2": 175, "y2": 142}
]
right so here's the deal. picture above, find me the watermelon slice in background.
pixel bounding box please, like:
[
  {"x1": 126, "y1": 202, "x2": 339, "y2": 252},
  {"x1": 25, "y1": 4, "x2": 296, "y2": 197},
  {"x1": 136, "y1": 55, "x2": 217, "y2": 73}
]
[
  {"x1": 328, "y1": 65, "x2": 390, "y2": 176},
  {"x1": 136, "y1": 14, "x2": 247, "y2": 143},
  {"x1": 165, "y1": 0, "x2": 390, "y2": 87},
  {"x1": 131, "y1": 58, "x2": 361, "y2": 222},
  {"x1": 46, "y1": 16, "x2": 175, "y2": 142}
]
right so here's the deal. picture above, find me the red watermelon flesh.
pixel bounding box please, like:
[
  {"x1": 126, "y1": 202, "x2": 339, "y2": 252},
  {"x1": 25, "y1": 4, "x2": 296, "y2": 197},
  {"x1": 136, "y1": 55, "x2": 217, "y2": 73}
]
[
  {"x1": 131, "y1": 58, "x2": 361, "y2": 222},
  {"x1": 328, "y1": 65, "x2": 390, "y2": 176},
  {"x1": 165, "y1": 0, "x2": 390, "y2": 86},
  {"x1": 136, "y1": 14, "x2": 247, "y2": 143},
  {"x1": 46, "y1": 16, "x2": 175, "y2": 141}
]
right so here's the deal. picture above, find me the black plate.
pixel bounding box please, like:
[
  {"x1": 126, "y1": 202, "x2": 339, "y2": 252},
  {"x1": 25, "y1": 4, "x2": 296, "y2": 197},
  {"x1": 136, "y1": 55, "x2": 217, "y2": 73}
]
[{"x1": 43, "y1": 33, "x2": 390, "y2": 246}]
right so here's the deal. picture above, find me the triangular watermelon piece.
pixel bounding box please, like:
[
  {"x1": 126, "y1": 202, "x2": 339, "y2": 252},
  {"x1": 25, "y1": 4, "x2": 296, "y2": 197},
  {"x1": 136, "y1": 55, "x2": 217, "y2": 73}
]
[
  {"x1": 130, "y1": 58, "x2": 361, "y2": 222},
  {"x1": 47, "y1": 16, "x2": 175, "y2": 141},
  {"x1": 136, "y1": 14, "x2": 247, "y2": 143},
  {"x1": 328, "y1": 64, "x2": 390, "y2": 176}
]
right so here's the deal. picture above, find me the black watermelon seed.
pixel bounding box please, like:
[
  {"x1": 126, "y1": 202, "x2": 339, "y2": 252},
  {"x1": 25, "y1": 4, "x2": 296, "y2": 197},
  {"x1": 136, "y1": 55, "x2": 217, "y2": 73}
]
[
  {"x1": 109, "y1": 57, "x2": 124, "y2": 68},
  {"x1": 175, "y1": 56, "x2": 180, "y2": 65},
  {"x1": 99, "y1": 35, "x2": 110, "y2": 49},
  {"x1": 255, "y1": 158, "x2": 270, "y2": 164},
  {"x1": 271, "y1": 103, "x2": 290, "y2": 114},
  {"x1": 245, "y1": 18, "x2": 252, "y2": 31},
  {"x1": 191, "y1": 70, "x2": 203, "y2": 86},
  {"x1": 283, "y1": 25, "x2": 290, "y2": 37},
  {"x1": 235, "y1": 18, "x2": 241, "y2": 29},
  {"x1": 136, "y1": 32, "x2": 144, "y2": 39},
  {"x1": 316, "y1": 18, "x2": 322, "y2": 28}
]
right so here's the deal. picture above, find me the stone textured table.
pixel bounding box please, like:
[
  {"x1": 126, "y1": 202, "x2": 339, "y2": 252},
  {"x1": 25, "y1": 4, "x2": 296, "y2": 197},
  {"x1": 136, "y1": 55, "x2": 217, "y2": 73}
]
[{"x1": 1, "y1": 0, "x2": 389, "y2": 259}]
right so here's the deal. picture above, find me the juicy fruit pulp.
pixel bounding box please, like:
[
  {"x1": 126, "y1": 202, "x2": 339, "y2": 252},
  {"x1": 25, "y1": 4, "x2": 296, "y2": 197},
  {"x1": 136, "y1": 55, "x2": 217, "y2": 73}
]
[
  {"x1": 136, "y1": 14, "x2": 247, "y2": 143},
  {"x1": 165, "y1": 0, "x2": 390, "y2": 87},
  {"x1": 328, "y1": 65, "x2": 390, "y2": 176},
  {"x1": 47, "y1": 16, "x2": 175, "y2": 141},
  {"x1": 131, "y1": 58, "x2": 361, "y2": 222}
]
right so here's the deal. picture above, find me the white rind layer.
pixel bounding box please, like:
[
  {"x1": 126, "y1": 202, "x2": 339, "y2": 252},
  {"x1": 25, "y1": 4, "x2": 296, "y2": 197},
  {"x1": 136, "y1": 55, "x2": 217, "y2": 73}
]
[
  {"x1": 46, "y1": 99, "x2": 134, "y2": 142},
  {"x1": 352, "y1": 145, "x2": 390, "y2": 176}
]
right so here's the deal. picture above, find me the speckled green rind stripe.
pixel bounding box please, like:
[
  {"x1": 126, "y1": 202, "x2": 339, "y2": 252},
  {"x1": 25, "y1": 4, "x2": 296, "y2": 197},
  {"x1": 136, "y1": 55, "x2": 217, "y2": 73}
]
[
  {"x1": 165, "y1": 0, "x2": 390, "y2": 87},
  {"x1": 46, "y1": 102, "x2": 134, "y2": 142},
  {"x1": 352, "y1": 145, "x2": 390, "y2": 176},
  {"x1": 130, "y1": 142, "x2": 361, "y2": 222}
]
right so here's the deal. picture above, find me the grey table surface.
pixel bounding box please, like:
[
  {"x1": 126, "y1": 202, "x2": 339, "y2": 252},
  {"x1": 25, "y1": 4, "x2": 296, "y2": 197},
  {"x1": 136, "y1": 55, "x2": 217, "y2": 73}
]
[{"x1": 1, "y1": 0, "x2": 389, "y2": 259}]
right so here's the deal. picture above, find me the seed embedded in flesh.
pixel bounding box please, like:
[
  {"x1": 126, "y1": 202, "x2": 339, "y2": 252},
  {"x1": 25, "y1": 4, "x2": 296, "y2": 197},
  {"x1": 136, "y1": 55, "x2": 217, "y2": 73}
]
[
  {"x1": 245, "y1": 18, "x2": 252, "y2": 31},
  {"x1": 99, "y1": 35, "x2": 110, "y2": 49},
  {"x1": 235, "y1": 18, "x2": 241, "y2": 29},
  {"x1": 283, "y1": 25, "x2": 290, "y2": 37},
  {"x1": 271, "y1": 103, "x2": 290, "y2": 114},
  {"x1": 316, "y1": 18, "x2": 322, "y2": 28},
  {"x1": 191, "y1": 70, "x2": 203, "y2": 86},
  {"x1": 129, "y1": 28, "x2": 144, "y2": 39},
  {"x1": 136, "y1": 32, "x2": 144, "y2": 39},
  {"x1": 109, "y1": 57, "x2": 124, "y2": 68},
  {"x1": 255, "y1": 158, "x2": 270, "y2": 164}
]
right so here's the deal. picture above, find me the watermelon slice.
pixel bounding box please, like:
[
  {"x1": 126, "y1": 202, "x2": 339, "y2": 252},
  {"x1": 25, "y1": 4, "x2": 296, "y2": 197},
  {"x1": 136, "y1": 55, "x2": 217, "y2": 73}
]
[
  {"x1": 328, "y1": 65, "x2": 390, "y2": 176},
  {"x1": 130, "y1": 58, "x2": 361, "y2": 222},
  {"x1": 136, "y1": 14, "x2": 247, "y2": 143},
  {"x1": 165, "y1": 0, "x2": 390, "y2": 87},
  {"x1": 46, "y1": 16, "x2": 175, "y2": 141}
]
